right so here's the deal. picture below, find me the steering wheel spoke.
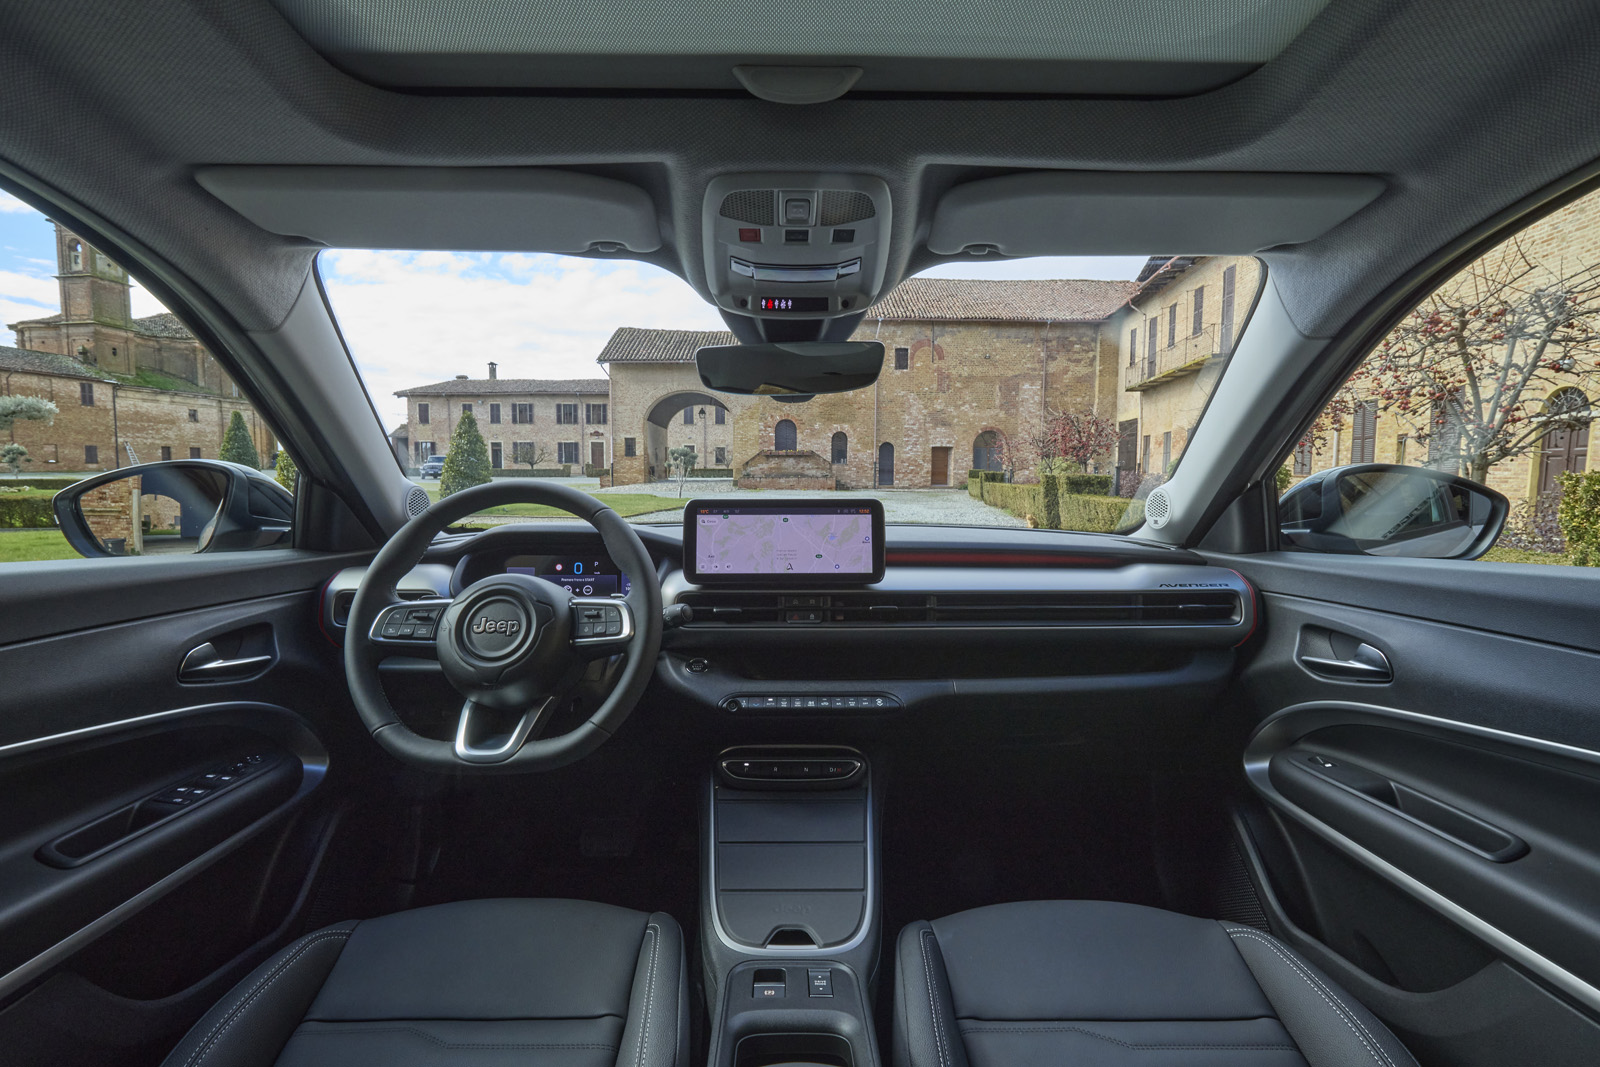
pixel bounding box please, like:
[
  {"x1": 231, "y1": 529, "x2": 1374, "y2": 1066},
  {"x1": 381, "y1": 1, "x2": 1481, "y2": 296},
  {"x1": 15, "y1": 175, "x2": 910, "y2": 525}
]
[
  {"x1": 570, "y1": 597, "x2": 634, "y2": 656},
  {"x1": 367, "y1": 597, "x2": 450, "y2": 657},
  {"x1": 454, "y1": 695, "x2": 558, "y2": 764}
]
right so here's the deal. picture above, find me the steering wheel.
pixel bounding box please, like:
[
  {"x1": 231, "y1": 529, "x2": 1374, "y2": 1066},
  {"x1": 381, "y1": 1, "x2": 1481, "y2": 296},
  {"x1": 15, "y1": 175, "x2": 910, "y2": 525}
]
[{"x1": 344, "y1": 481, "x2": 663, "y2": 772}]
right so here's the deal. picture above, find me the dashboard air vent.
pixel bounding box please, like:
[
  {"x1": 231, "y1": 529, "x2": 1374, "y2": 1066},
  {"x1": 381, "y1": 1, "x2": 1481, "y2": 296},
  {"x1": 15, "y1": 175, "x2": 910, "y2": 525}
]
[
  {"x1": 930, "y1": 590, "x2": 1239, "y2": 625},
  {"x1": 720, "y1": 190, "x2": 776, "y2": 225},
  {"x1": 675, "y1": 589, "x2": 1238, "y2": 627}
]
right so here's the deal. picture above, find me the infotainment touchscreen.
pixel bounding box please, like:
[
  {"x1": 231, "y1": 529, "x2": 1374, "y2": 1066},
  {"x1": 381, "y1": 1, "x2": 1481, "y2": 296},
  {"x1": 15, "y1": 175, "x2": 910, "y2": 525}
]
[{"x1": 683, "y1": 499, "x2": 886, "y2": 584}]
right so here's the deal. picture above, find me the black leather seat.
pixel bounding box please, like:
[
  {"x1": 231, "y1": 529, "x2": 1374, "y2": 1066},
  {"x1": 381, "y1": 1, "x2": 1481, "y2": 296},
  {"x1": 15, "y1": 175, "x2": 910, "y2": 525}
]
[
  {"x1": 894, "y1": 900, "x2": 1418, "y2": 1067},
  {"x1": 161, "y1": 898, "x2": 688, "y2": 1067}
]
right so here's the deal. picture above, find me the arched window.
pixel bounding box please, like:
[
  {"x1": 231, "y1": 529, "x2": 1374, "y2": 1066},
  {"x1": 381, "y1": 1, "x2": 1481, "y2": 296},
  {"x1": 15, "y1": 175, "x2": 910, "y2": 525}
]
[
  {"x1": 831, "y1": 431, "x2": 848, "y2": 464},
  {"x1": 973, "y1": 430, "x2": 1003, "y2": 471},
  {"x1": 877, "y1": 442, "x2": 895, "y2": 486},
  {"x1": 774, "y1": 419, "x2": 797, "y2": 451},
  {"x1": 1538, "y1": 388, "x2": 1591, "y2": 496},
  {"x1": 67, "y1": 241, "x2": 82, "y2": 271}
]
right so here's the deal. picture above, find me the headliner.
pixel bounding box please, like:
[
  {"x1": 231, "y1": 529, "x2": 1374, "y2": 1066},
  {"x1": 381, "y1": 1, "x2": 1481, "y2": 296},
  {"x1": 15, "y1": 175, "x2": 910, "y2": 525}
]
[{"x1": 1, "y1": 0, "x2": 1599, "y2": 348}]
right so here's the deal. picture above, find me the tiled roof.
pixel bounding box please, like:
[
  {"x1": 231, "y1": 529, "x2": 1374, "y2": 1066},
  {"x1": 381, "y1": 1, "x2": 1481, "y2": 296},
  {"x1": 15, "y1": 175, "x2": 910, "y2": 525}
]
[
  {"x1": 0, "y1": 344, "x2": 108, "y2": 380},
  {"x1": 7, "y1": 311, "x2": 63, "y2": 327},
  {"x1": 598, "y1": 328, "x2": 738, "y2": 364},
  {"x1": 134, "y1": 312, "x2": 193, "y2": 338},
  {"x1": 390, "y1": 423, "x2": 409, "y2": 438},
  {"x1": 394, "y1": 377, "x2": 610, "y2": 397},
  {"x1": 868, "y1": 276, "x2": 1140, "y2": 323}
]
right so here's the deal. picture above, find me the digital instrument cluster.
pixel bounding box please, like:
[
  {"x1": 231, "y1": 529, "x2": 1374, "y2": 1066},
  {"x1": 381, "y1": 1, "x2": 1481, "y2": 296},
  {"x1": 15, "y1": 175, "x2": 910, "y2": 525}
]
[{"x1": 504, "y1": 554, "x2": 631, "y2": 597}]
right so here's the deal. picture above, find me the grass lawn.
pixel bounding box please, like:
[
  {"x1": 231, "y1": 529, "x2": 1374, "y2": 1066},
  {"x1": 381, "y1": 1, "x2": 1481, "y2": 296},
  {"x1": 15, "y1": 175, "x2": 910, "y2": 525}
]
[
  {"x1": 1480, "y1": 545, "x2": 1575, "y2": 565},
  {"x1": 423, "y1": 485, "x2": 678, "y2": 519},
  {"x1": 0, "y1": 529, "x2": 80, "y2": 563}
]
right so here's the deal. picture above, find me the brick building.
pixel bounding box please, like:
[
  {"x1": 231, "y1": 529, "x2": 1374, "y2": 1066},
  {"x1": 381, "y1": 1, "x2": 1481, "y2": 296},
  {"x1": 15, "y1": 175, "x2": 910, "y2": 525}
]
[
  {"x1": 395, "y1": 365, "x2": 612, "y2": 473},
  {"x1": 601, "y1": 277, "x2": 1136, "y2": 488},
  {"x1": 11, "y1": 223, "x2": 240, "y2": 394},
  {"x1": 2, "y1": 224, "x2": 274, "y2": 474},
  {"x1": 1110, "y1": 256, "x2": 1265, "y2": 489}
]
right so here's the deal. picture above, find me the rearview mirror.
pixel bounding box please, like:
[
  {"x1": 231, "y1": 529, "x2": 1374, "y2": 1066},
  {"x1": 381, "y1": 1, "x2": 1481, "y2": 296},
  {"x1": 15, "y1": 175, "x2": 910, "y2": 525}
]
[
  {"x1": 1279, "y1": 463, "x2": 1508, "y2": 559},
  {"x1": 696, "y1": 341, "x2": 884, "y2": 399},
  {"x1": 53, "y1": 460, "x2": 294, "y2": 558}
]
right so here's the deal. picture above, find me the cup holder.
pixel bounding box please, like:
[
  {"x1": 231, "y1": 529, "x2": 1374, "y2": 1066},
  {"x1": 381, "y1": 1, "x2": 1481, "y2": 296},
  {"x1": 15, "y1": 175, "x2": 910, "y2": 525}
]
[{"x1": 734, "y1": 1033, "x2": 853, "y2": 1067}]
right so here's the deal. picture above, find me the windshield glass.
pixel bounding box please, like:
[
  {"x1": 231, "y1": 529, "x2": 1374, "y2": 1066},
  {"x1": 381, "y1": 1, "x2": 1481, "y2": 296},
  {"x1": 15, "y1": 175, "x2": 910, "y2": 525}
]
[{"x1": 340, "y1": 250, "x2": 1258, "y2": 533}]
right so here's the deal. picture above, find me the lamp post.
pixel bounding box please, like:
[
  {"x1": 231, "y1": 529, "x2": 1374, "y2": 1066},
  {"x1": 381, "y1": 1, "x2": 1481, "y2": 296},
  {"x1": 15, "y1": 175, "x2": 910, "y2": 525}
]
[{"x1": 698, "y1": 407, "x2": 708, "y2": 471}]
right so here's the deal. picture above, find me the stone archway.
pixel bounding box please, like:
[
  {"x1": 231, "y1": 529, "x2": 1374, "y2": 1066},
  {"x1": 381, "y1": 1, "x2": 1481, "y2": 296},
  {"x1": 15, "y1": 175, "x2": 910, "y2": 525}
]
[
  {"x1": 642, "y1": 391, "x2": 729, "y2": 481},
  {"x1": 1537, "y1": 388, "x2": 1591, "y2": 496}
]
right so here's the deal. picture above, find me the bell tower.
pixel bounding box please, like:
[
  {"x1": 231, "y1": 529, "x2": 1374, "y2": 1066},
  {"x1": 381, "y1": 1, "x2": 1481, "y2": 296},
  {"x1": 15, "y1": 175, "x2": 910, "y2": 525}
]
[{"x1": 53, "y1": 223, "x2": 135, "y2": 373}]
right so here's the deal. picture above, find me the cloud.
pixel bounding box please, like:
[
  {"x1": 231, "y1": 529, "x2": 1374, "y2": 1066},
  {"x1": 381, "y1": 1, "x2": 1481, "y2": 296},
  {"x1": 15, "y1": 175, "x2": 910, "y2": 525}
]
[
  {"x1": 320, "y1": 251, "x2": 726, "y2": 428},
  {"x1": 918, "y1": 255, "x2": 1149, "y2": 281},
  {"x1": 0, "y1": 191, "x2": 37, "y2": 214}
]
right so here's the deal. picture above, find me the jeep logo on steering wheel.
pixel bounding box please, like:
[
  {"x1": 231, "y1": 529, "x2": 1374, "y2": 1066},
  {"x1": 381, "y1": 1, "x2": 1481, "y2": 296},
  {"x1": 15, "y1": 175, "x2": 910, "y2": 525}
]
[{"x1": 471, "y1": 616, "x2": 521, "y2": 636}]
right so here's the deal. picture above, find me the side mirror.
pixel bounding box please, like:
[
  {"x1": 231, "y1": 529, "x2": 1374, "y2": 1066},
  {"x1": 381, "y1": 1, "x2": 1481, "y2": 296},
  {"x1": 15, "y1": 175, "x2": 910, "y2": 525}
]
[
  {"x1": 1279, "y1": 463, "x2": 1508, "y2": 559},
  {"x1": 1280, "y1": 463, "x2": 1504, "y2": 559},
  {"x1": 53, "y1": 460, "x2": 294, "y2": 558}
]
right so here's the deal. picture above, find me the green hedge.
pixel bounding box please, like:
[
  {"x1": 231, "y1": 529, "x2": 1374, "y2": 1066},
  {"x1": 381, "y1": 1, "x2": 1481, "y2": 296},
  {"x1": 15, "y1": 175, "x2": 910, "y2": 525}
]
[
  {"x1": 1060, "y1": 493, "x2": 1139, "y2": 533},
  {"x1": 1058, "y1": 473, "x2": 1112, "y2": 496},
  {"x1": 494, "y1": 467, "x2": 573, "y2": 478},
  {"x1": 0, "y1": 477, "x2": 81, "y2": 492},
  {"x1": 0, "y1": 497, "x2": 56, "y2": 528},
  {"x1": 1040, "y1": 473, "x2": 1062, "y2": 530},
  {"x1": 967, "y1": 474, "x2": 982, "y2": 498},
  {"x1": 1558, "y1": 470, "x2": 1600, "y2": 566},
  {"x1": 974, "y1": 478, "x2": 1139, "y2": 533}
]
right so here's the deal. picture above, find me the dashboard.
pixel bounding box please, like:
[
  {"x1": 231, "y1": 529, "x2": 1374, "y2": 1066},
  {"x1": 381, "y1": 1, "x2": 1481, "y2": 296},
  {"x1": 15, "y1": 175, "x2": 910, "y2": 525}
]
[{"x1": 319, "y1": 515, "x2": 1257, "y2": 732}]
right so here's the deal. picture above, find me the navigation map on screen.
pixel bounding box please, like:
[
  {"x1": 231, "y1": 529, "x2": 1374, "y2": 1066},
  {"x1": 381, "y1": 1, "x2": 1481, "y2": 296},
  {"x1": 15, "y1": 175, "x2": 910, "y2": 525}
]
[{"x1": 692, "y1": 505, "x2": 876, "y2": 577}]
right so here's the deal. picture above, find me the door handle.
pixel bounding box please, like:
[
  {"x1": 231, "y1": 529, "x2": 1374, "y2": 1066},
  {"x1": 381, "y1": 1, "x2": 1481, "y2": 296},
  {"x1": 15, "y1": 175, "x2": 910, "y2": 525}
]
[
  {"x1": 178, "y1": 642, "x2": 273, "y2": 682},
  {"x1": 1298, "y1": 641, "x2": 1392, "y2": 683}
]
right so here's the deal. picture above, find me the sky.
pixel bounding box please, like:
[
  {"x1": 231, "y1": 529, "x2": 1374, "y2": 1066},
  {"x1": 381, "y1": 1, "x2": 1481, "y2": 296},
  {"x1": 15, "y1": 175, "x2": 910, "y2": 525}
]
[{"x1": 0, "y1": 189, "x2": 1146, "y2": 429}]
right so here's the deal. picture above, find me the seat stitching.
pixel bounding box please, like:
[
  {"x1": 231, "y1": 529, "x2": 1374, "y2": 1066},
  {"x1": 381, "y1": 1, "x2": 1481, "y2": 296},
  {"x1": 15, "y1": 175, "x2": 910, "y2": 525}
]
[
  {"x1": 181, "y1": 929, "x2": 352, "y2": 1067},
  {"x1": 1225, "y1": 926, "x2": 1400, "y2": 1067},
  {"x1": 637, "y1": 921, "x2": 660, "y2": 1067},
  {"x1": 1225, "y1": 928, "x2": 1393, "y2": 1067},
  {"x1": 919, "y1": 929, "x2": 950, "y2": 1067},
  {"x1": 288, "y1": 1025, "x2": 618, "y2": 1050},
  {"x1": 957, "y1": 1023, "x2": 1298, "y2": 1051}
]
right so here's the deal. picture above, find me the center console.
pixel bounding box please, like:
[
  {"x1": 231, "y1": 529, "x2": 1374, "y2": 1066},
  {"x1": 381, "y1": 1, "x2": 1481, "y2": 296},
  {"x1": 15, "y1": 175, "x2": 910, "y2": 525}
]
[{"x1": 702, "y1": 746, "x2": 882, "y2": 1067}]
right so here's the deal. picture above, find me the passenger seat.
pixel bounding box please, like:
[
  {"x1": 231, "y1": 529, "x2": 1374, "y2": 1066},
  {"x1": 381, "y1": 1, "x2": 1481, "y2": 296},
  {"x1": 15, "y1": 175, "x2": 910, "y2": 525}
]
[{"x1": 893, "y1": 900, "x2": 1417, "y2": 1067}]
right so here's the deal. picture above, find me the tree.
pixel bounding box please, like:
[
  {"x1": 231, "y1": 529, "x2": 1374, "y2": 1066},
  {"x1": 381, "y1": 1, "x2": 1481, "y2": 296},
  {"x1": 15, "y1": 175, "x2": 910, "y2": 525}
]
[
  {"x1": 0, "y1": 395, "x2": 58, "y2": 432},
  {"x1": 511, "y1": 441, "x2": 550, "y2": 472},
  {"x1": 219, "y1": 410, "x2": 261, "y2": 468},
  {"x1": 440, "y1": 409, "x2": 492, "y2": 496},
  {"x1": 1, "y1": 443, "x2": 30, "y2": 476},
  {"x1": 1307, "y1": 238, "x2": 1600, "y2": 483},
  {"x1": 273, "y1": 448, "x2": 297, "y2": 492},
  {"x1": 668, "y1": 445, "x2": 698, "y2": 497},
  {"x1": 1028, "y1": 409, "x2": 1121, "y2": 477}
]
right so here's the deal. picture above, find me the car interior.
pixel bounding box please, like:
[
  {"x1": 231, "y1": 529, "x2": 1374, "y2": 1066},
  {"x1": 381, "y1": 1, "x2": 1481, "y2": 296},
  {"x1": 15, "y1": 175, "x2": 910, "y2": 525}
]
[{"x1": 3, "y1": 1, "x2": 1600, "y2": 1066}]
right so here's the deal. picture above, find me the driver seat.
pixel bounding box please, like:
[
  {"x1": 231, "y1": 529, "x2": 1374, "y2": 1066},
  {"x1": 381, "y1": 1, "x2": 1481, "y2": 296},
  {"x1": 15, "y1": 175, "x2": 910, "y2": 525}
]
[{"x1": 160, "y1": 898, "x2": 688, "y2": 1067}]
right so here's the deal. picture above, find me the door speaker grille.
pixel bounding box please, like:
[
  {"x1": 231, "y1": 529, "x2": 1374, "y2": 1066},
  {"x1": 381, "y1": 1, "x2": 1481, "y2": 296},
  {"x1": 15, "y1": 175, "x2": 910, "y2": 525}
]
[
  {"x1": 819, "y1": 190, "x2": 876, "y2": 225},
  {"x1": 720, "y1": 190, "x2": 775, "y2": 225}
]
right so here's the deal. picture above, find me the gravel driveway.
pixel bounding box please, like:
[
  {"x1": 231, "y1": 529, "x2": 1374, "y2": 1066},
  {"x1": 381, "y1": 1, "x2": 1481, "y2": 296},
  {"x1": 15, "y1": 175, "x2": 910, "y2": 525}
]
[{"x1": 594, "y1": 481, "x2": 1026, "y2": 527}]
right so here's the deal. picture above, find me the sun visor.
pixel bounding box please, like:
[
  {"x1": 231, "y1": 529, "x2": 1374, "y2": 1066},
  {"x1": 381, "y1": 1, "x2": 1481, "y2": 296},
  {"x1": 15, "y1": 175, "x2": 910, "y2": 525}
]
[
  {"x1": 928, "y1": 171, "x2": 1384, "y2": 256},
  {"x1": 195, "y1": 166, "x2": 661, "y2": 253}
]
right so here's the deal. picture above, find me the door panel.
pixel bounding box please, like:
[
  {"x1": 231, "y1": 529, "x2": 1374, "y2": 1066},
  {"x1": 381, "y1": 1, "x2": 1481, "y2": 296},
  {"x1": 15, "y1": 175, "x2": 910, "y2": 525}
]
[
  {"x1": 0, "y1": 549, "x2": 359, "y2": 1064},
  {"x1": 1219, "y1": 551, "x2": 1600, "y2": 1065}
]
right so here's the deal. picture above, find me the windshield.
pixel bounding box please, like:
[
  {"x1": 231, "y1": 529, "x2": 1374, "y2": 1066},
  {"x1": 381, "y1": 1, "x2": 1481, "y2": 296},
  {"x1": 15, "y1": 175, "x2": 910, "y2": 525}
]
[{"x1": 322, "y1": 250, "x2": 1262, "y2": 533}]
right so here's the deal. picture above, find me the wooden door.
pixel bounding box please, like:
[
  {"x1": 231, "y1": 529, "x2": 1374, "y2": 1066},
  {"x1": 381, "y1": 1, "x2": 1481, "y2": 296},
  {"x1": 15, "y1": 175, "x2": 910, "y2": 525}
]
[
  {"x1": 1539, "y1": 422, "x2": 1590, "y2": 494},
  {"x1": 931, "y1": 447, "x2": 950, "y2": 486},
  {"x1": 591, "y1": 441, "x2": 605, "y2": 470}
]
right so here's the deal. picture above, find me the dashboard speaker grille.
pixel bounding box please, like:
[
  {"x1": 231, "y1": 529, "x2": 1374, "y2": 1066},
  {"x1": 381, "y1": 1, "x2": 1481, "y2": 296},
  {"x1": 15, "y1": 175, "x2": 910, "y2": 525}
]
[
  {"x1": 1144, "y1": 486, "x2": 1171, "y2": 529},
  {"x1": 720, "y1": 190, "x2": 775, "y2": 225},
  {"x1": 819, "y1": 190, "x2": 875, "y2": 225},
  {"x1": 405, "y1": 486, "x2": 430, "y2": 518}
]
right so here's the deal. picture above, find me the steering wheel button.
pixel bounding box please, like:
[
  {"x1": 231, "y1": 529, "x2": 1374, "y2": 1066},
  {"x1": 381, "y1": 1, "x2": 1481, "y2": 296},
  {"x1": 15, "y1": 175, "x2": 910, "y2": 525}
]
[
  {"x1": 381, "y1": 623, "x2": 402, "y2": 637},
  {"x1": 605, "y1": 620, "x2": 622, "y2": 636}
]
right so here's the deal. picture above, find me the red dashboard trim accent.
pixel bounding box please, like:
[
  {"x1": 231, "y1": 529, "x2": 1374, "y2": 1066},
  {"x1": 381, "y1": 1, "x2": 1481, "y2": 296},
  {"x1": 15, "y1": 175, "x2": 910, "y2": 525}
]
[
  {"x1": 885, "y1": 550, "x2": 1122, "y2": 567},
  {"x1": 1227, "y1": 568, "x2": 1259, "y2": 647}
]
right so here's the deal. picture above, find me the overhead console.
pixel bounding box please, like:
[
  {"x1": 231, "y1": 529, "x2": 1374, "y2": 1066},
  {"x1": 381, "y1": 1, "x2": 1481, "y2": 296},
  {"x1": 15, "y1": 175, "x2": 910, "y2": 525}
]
[{"x1": 703, "y1": 173, "x2": 892, "y2": 331}]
